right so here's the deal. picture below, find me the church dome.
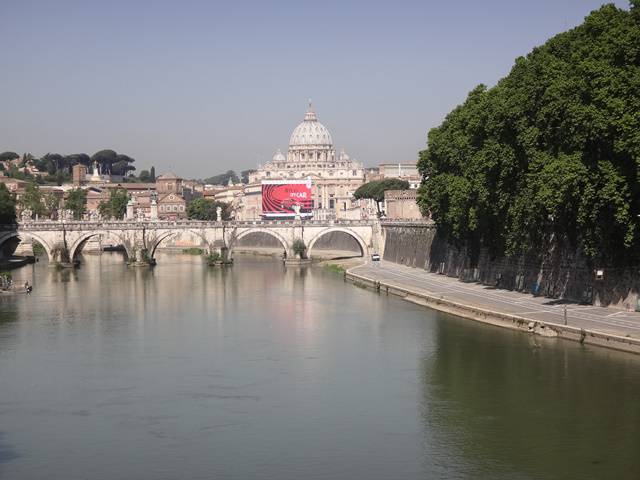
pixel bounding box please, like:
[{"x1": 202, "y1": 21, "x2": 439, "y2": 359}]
[
  {"x1": 272, "y1": 149, "x2": 286, "y2": 162},
  {"x1": 289, "y1": 103, "x2": 333, "y2": 147}
]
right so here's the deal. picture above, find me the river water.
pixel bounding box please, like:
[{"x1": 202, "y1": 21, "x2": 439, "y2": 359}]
[{"x1": 0, "y1": 253, "x2": 639, "y2": 479}]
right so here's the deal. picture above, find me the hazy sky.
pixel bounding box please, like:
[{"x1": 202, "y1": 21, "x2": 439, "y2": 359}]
[{"x1": 0, "y1": 0, "x2": 630, "y2": 178}]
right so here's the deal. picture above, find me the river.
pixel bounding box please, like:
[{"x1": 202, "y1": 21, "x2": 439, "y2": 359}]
[{"x1": 0, "y1": 253, "x2": 639, "y2": 479}]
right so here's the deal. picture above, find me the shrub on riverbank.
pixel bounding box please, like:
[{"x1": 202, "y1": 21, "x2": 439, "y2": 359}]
[
  {"x1": 183, "y1": 248, "x2": 204, "y2": 255},
  {"x1": 324, "y1": 263, "x2": 346, "y2": 274}
]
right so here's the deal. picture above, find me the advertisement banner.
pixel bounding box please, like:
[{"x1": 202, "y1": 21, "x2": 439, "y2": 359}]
[{"x1": 262, "y1": 179, "x2": 313, "y2": 218}]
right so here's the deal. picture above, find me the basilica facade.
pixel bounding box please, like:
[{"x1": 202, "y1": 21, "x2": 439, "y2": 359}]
[{"x1": 248, "y1": 103, "x2": 365, "y2": 218}]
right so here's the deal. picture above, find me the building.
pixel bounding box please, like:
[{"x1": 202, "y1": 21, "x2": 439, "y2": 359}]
[
  {"x1": 383, "y1": 189, "x2": 424, "y2": 220},
  {"x1": 72, "y1": 162, "x2": 122, "y2": 185},
  {"x1": 248, "y1": 103, "x2": 366, "y2": 218},
  {"x1": 0, "y1": 176, "x2": 29, "y2": 194},
  {"x1": 236, "y1": 182, "x2": 262, "y2": 220},
  {"x1": 365, "y1": 162, "x2": 421, "y2": 189},
  {"x1": 156, "y1": 173, "x2": 187, "y2": 219}
]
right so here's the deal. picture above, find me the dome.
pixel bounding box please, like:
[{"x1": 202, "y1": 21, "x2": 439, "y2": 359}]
[
  {"x1": 272, "y1": 149, "x2": 286, "y2": 162},
  {"x1": 339, "y1": 149, "x2": 350, "y2": 161},
  {"x1": 289, "y1": 102, "x2": 333, "y2": 147}
]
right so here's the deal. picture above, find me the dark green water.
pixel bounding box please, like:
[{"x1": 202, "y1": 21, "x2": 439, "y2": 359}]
[{"x1": 0, "y1": 253, "x2": 639, "y2": 479}]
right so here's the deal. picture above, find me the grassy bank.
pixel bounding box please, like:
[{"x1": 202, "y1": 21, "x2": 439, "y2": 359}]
[
  {"x1": 324, "y1": 263, "x2": 346, "y2": 274},
  {"x1": 182, "y1": 248, "x2": 204, "y2": 255}
]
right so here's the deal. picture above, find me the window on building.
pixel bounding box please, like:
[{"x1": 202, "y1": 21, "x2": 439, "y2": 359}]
[{"x1": 329, "y1": 199, "x2": 335, "y2": 209}]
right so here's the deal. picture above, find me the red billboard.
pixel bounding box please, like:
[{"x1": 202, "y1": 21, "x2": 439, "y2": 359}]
[{"x1": 262, "y1": 179, "x2": 313, "y2": 218}]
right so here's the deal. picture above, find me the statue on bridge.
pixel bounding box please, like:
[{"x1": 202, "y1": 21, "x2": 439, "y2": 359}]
[{"x1": 20, "y1": 208, "x2": 33, "y2": 223}]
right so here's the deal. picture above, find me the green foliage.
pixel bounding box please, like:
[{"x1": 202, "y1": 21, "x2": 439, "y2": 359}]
[
  {"x1": 187, "y1": 198, "x2": 231, "y2": 220},
  {"x1": 292, "y1": 238, "x2": 307, "y2": 258},
  {"x1": 0, "y1": 184, "x2": 16, "y2": 225},
  {"x1": 98, "y1": 188, "x2": 128, "y2": 220},
  {"x1": 417, "y1": 4, "x2": 640, "y2": 263},
  {"x1": 65, "y1": 188, "x2": 87, "y2": 220},
  {"x1": 203, "y1": 170, "x2": 239, "y2": 186},
  {"x1": 206, "y1": 252, "x2": 221, "y2": 263},
  {"x1": 0, "y1": 271, "x2": 12, "y2": 289},
  {"x1": 138, "y1": 170, "x2": 151, "y2": 182},
  {"x1": 32, "y1": 242, "x2": 45, "y2": 257},
  {"x1": 240, "y1": 169, "x2": 256, "y2": 184},
  {"x1": 324, "y1": 263, "x2": 346, "y2": 274},
  {"x1": 182, "y1": 247, "x2": 204, "y2": 255},
  {"x1": 0, "y1": 152, "x2": 19, "y2": 162},
  {"x1": 43, "y1": 192, "x2": 60, "y2": 219},
  {"x1": 150, "y1": 166, "x2": 156, "y2": 182},
  {"x1": 6, "y1": 163, "x2": 34, "y2": 181},
  {"x1": 354, "y1": 179, "x2": 410, "y2": 215},
  {"x1": 91, "y1": 150, "x2": 136, "y2": 176},
  {"x1": 19, "y1": 183, "x2": 45, "y2": 218},
  {"x1": 354, "y1": 179, "x2": 410, "y2": 203}
]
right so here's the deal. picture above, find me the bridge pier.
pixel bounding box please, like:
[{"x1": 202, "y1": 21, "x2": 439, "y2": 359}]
[
  {"x1": 206, "y1": 242, "x2": 232, "y2": 266},
  {"x1": 128, "y1": 245, "x2": 155, "y2": 267},
  {"x1": 49, "y1": 243, "x2": 77, "y2": 268}
]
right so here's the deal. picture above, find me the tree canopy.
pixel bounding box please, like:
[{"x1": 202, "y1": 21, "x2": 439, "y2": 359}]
[
  {"x1": 1, "y1": 150, "x2": 138, "y2": 183},
  {"x1": 0, "y1": 152, "x2": 19, "y2": 163},
  {"x1": 98, "y1": 188, "x2": 129, "y2": 220},
  {"x1": 0, "y1": 184, "x2": 17, "y2": 225},
  {"x1": 417, "y1": 3, "x2": 640, "y2": 263},
  {"x1": 203, "y1": 170, "x2": 239, "y2": 186},
  {"x1": 354, "y1": 179, "x2": 410, "y2": 203},
  {"x1": 65, "y1": 188, "x2": 87, "y2": 220},
  {"x1": 187, "y1": 198, "x2": 231, "y2": 221},
  {"x1": 18, "y1": 183, "x2": 45, "y2": 219},
  {"x1": 91, "y1": 150, "x2": 136, "y2": 176},
  {"x1": 240, "y1": 169, "x2": 256, "y2": 184}
]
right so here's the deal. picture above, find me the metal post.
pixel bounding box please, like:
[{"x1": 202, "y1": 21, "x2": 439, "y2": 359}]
[{"x1": 563, "y1": 305, "x2": 568, "y2": 325}]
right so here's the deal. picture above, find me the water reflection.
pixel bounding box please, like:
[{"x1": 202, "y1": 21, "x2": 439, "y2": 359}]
[
  {"x1": 0, "y1": 254, "x2": 638, "y2": 479},
  {"x1": 421, "y1": 313, "x2": 640, "y2": 479}
]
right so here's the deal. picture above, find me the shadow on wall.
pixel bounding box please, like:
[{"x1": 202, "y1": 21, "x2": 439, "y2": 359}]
[{"x1": 382, "y1": 224, "x2": 639, "y2": 310}]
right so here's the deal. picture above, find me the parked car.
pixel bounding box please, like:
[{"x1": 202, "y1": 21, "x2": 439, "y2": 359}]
[{"x1": 371, "y1": 253, "x2": 380, "y2": 261}]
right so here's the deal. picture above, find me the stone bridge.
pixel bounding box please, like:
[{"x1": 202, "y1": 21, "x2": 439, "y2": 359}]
[{"x1": 0, "y1": 219, "x2": 382, "y2": 267}]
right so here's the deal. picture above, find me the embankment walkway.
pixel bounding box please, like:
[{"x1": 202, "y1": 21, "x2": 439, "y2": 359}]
[{"x1": 348, "y1": 261, "x2": 640, "y2": 354}]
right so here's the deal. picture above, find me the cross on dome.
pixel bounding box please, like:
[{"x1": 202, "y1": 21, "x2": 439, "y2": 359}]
[{"x1": 304, "y1": 99, "x2": 317, "y2": 122}]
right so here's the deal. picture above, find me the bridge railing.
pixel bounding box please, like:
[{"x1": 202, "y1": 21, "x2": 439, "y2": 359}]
[
  {"x1": 9, "y1": 218, "x2": 379, "y2": 231},
  {"x1": 379, "y1": 219, "x2": 434, "y2": 227}
]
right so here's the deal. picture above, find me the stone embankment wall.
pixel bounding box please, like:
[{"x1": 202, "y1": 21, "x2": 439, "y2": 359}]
[{"x1": 382, "y1": 223, "x2": 640, "y2": 311}]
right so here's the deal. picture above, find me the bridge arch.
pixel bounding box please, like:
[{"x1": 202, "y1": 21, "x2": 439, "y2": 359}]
[
  {"x1": 149, "y1": 229, "x2": 209, "y2": 259},
  {"x1": 229, "y1": 228, "x2": 290, "y2": 258},
  {"x1": 0, "y1": 231, "x2": 55, "y2": 262},
  {"x1": 68, "y1": 231, "x2": 130, "y2": 263},
  {"x1": 306, "y1": 227, "x2": 369, "y2": 259}
]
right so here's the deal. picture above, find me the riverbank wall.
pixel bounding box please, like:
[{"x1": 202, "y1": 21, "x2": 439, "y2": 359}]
[
  {"x1": 345, "y1": 268, "x2": 640, "y2": 355},
  {"x1": 381, "y1": 222, "x2": 640, "y2": 312}
]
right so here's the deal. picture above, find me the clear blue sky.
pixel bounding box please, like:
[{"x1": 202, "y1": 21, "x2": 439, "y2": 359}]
[{"x1": 0, "y1": 0, "x2": 630, "y2": 178}]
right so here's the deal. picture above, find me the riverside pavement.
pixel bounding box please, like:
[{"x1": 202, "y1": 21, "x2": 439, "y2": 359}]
[{"x1": 350, "y1": 260, "x2": 640, "y2": 340}]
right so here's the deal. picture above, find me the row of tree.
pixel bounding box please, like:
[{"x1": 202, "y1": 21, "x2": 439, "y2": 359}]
[
  {"x1": 0, "y1": 181, "x2": 233, "y2": 223},
  {"x1": 417, "y1": 3, "x2": 640, "y2": 264},
  {"x1": 201, "y1": 169, "x2": 256, "y2": 186},
  {"x1": 0, "y1": 183, "x2": 88, "y2": 223},
  {"x1": 0, "y1": 150, "x2": 150, "y2": 185}
]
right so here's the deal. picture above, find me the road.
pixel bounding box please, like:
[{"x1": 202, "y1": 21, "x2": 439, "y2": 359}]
[{"x1": 351, "y1": 260, "x2": 640, "y2": 339}]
